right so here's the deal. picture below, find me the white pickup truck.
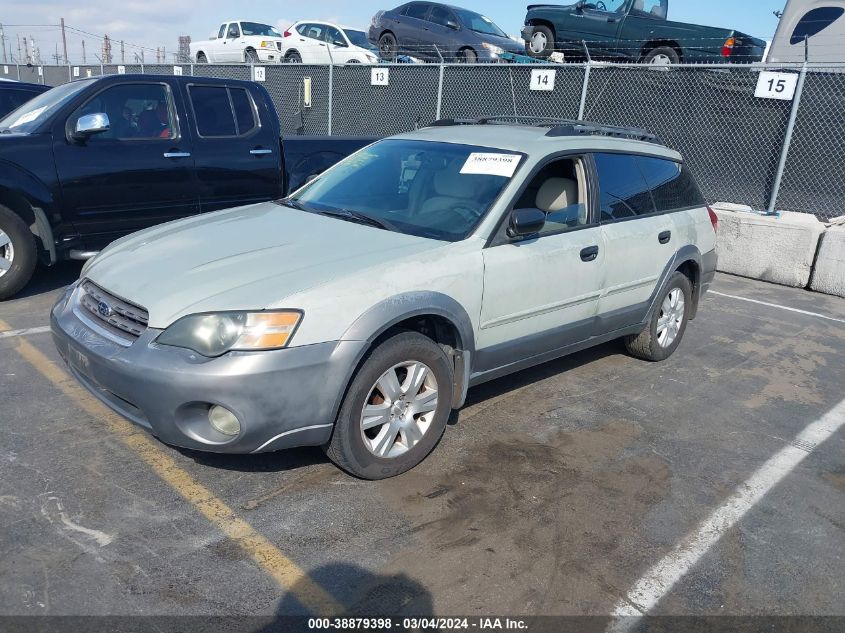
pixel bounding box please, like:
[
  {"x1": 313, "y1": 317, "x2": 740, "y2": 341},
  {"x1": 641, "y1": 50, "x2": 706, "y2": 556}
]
[{"x1": 190, "y1": 20, "x2": 285, "y2": 63}]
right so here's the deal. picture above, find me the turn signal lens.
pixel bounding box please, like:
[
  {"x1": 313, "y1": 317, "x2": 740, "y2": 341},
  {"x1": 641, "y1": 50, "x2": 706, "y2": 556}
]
[{"x1": 235, "y1": 312, "x2": 302, "y2": 350}]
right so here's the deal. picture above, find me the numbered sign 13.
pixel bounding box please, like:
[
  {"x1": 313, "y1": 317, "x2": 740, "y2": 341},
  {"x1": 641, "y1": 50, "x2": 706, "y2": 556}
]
[{"x1": 371, "y1": 68, "x2": 389, "y2": 86}]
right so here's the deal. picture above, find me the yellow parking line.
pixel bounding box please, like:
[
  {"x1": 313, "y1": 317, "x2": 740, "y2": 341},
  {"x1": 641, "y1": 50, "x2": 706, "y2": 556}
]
[{"x1": 4, "y1": 318, "x2": 342, "y2": 615}]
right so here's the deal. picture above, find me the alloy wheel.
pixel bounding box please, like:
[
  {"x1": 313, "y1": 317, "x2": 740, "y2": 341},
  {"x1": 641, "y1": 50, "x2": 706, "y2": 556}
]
[
  {"x1": 657, "y1": 288, "x2": 685, "y2": 348},
  {"x1": 0, "y1": 230, "x2": 14, "y2": 279},
  {"x1": 360, "y1": 361, "x2": 438, "y2": 458}
]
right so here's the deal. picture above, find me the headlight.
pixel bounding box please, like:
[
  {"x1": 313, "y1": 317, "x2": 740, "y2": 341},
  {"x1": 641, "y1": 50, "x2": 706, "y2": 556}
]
[
  {"x1": 366, "y1": 53, "x2": 378, "y2": 62},
  {"x1": 260, "y1": 41, "x2": 275, "y2": 49},
  {"x1": 157, "y1": 311, "x2": 303, "y2": 357},
  {"x1": 482, "y1": 43, "x2": 504, "y2": 55}
]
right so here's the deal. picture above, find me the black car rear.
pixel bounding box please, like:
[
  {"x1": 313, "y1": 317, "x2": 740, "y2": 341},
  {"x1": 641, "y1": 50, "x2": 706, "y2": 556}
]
[{"x1": 368, "y1": 2, "x2": 522, "y2": 62}]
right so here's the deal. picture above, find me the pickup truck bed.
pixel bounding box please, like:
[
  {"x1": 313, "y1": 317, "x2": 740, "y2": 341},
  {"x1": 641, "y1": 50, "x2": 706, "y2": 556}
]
[{"x1": 0, "y1": 74, "x2": 374, "y2": 299}]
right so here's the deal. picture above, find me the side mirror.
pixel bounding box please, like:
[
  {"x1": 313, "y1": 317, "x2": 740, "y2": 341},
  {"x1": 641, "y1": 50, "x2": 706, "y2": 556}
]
[
  {"x1": 305, "y1": 173, "x2": 320, "y2": 183},
  {"x1": 445, "y1": 20, "x2": 460, "y2": 31},
  {"x1": 507, "y1": 208, "x2": 546, "y2": 238},
  {"x1": 73, "y1": 112, "x2": 110, "y2": 140},
  {"x1": 333, "y1": 39, "x2": 348, "y2": 47}
]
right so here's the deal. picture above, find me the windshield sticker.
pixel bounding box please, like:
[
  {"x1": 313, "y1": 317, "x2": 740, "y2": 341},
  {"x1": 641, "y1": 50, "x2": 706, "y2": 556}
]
[
  {"x1": 460, "y1": 153, "x2": 520, "y2": 178},
  {"x1": 10, "y1": 105, "x2": 48, "y2": 127}
]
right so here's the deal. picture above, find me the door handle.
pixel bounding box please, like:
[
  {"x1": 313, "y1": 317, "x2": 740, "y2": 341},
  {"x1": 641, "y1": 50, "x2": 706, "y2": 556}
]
[
  {"x1": 580, "y1": 245, "x2": 599, "y2": 262},
  {"x1": 250, "y1": 148, "x2": 273, "y2": 155},
  {"x1": 164, "y1": 152, "x2": 191, "y2": 159},
  {"x1": 607, "y1": 17, "x2": 618, "y2": 23},
  {"x1": 658, "y1": 230, "x2": 672, "y2": 244}
]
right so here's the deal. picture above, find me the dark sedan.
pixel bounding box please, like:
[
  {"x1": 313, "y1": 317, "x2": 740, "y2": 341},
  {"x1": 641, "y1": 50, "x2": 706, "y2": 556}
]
[
  {"x1": 368, "y1": 2, "x2": 522, "y2": 62},
  {"x1": 0, "y1": 80, "x2": 51, "y2": 119}
]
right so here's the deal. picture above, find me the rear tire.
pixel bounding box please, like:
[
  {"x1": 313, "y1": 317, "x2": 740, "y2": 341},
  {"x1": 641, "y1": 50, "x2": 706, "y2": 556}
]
[
  {"x1": 325, "y1": 332, "x2": 454, "y2": 480},
  {"x1": 624, "y1": 272, "x2": 692, "y2": 362},
  {"x1": 0, "y1": 205, "x2": 37, "y2": 301},
  {"x1": 378, "y1": 32, "x2": 398, "y2": 61},
  {"x1": 525, "y1": 25, "x2": 555, "y2": 59},
  {"x1": 643, "y1": 46, "x2": 679, "y2": 65},
  {"x1": 196, "y1": 52, "x2": 208, "y2": 63}
]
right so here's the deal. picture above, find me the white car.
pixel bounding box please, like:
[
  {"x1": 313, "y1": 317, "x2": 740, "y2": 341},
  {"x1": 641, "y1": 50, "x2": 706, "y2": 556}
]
[
  {"x1": 190, "y1": 20, "x2": 285, "y2": 64},
  {"x1": 281, "y1": 21, "x2": 380, "y2": 64},
  {"x1": 52, "y1": 119, "x2": 718, "y2": 479}
]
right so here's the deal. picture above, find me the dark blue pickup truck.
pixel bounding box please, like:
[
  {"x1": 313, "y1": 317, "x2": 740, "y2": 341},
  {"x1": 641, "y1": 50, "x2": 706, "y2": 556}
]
[{"x1": 0, "y1": 74, "x2": 373, "y2": 299}]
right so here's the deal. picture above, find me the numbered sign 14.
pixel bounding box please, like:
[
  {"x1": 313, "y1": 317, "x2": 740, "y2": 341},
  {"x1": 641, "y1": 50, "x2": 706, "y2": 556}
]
[
  {"x1": 530, "y1": 69, "x2": 556, "y2": 92},
  {"x1": 371, "y1": 68, "x2": 389, "y2": 86},
  {"x1": 755, "y1": 71, "x2": 798, "y2": 101}
]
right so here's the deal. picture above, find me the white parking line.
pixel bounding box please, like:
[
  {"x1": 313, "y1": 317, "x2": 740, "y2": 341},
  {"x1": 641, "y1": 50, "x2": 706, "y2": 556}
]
[
  {"x1": 709, "y1": 291, "x2": 845, "y2": 325},
  {"x1": 0, "y1": 326, "x2": 51, "y2": 339},
  {"x1": 609, "y1": 396, "x2": 845, "y2": 629}
]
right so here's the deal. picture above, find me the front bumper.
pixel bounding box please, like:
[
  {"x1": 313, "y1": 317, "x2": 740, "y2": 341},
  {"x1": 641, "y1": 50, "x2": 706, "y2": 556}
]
[
  {"x1": 50, "y1": 284, "x2": 365, "y2": 454},
  {"x1": 256, "y1": 48, "x2": 282, "y2": 63}
]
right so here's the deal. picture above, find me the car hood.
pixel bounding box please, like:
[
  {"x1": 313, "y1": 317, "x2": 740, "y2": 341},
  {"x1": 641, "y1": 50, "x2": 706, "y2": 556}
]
[{"x1": 83, "y1": 202, "x2": 447, "y2": 329}]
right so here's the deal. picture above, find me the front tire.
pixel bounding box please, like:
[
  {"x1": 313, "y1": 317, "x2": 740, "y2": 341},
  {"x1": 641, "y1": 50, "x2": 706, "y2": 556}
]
[
  {"x1": 0, "y1": 205, "x2": 37, "y2": 300},
  {"x1": 325, "y1": 332, "x2": 454, "y2": 480},
  {"x1": 526, "y1": 25, "x2": 555, "y2": 59},
  {"x1": 245, "y1": 48, "x2": 259, "y2": 63},
  {"x1": 624, "y1": 272, "x2": 692, "y2": 362},
  {"x1": 458, "y1": 48, "x2": 478, "y2": 63},
  {"x1": 285, "y1": 51, "x2": 302, "y2": 63}
]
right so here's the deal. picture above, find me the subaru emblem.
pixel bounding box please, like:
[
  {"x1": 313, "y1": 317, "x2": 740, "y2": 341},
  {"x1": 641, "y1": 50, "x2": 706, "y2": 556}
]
[{"x1": 97, "y1": 301, "x2": 113, "y2": 318}]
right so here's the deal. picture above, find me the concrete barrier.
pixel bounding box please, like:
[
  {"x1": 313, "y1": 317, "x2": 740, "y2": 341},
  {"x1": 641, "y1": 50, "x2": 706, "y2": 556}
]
[
  {"x1": 810, "y1": 225, "x2": 845, "y2": 298},
  {"x1": 713, "y1": 205, "x2": 826, "y2": 288}
]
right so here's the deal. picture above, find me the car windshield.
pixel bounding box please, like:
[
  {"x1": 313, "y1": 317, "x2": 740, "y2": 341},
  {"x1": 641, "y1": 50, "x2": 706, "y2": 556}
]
[
  {"x1": 287, "y1": 139, "x2": 522, "y2": 242},
  {"x1": 0, "y1": 79, "x2": 94, "y2": 134},
  {"x1": 240, "y1": 22, "x2": 282, "y2": 37},
  {"x1": 344, "y1": 29, "x2": 377, "y2": 50},
  {"x1": 453, "y1": 9, "x2": 508, "y2": 38}
]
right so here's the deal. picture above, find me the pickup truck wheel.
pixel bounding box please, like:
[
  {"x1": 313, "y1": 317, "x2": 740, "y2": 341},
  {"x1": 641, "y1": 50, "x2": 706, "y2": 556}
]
[
  {"x1": 378, "y1": 33, "x2": 398, "y2": 61},
  {"x1": 624, "y1": 272, "x2": 691, "y2": 362},
  {"x1": 325, "y1": 331, "x2": 453, "y2": 480},
  {"x1": 196, "y1": 52, "x2": 208, "y2": 63},
  {"x1": 526, "y1": 25, "x2": 554, "y2": 58},
  {"x1": 0, "y1": 205, "x2": 37, "y2": 301},
  {"x1": 285, "y1": 51, "x2": 302, "y2": 63},
  {"x1": 644, "y1": 46, "x2": 679, "y2": 65},
  {"x1": 245, "y1": 48, "x2": 259, "y2": 63}
]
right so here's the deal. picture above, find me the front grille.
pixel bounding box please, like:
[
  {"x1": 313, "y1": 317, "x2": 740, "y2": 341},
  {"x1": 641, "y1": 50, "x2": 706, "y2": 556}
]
[
  {"x1": 276, "y1": 42, "x2": 282, "y2": 51},
  {"x1": 77, "y1": 280, "x2": 149, "y2": 344}
]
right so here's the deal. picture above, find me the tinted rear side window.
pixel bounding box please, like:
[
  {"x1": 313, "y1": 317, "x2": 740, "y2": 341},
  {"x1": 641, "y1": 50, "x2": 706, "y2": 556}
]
[
  {"x1": 404, "y1": 3, "x2": 430, "y2": 19},
  {"x1": 637, "y1": 156, "x2": 705, "y2": 212},
  {"x1": 791, "y1": 7, "x2": 845, "y2": 44},
  {"x1": 190, "y1": 85, "x2": 257, "y2": 137},
  {"x1": 593, "y1": 153, "x2": 656, "y2": 221}
]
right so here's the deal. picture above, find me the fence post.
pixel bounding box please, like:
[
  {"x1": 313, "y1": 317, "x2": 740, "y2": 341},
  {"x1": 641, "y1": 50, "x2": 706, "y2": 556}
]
[
  {"x1": 767, "y1": 62, "x2": 808, "y2": 214},
  {"x1": 327, "y1": 63, "x2": 334, "y2": 136},
  {"x1": 68, "y1": 64, "x2": 71, "y2": 83},
  {"x1": 16, "y1": 63, "x2": 20, "y2": 80},
  {"x1": 577, "y1": 61, "x2": 592, "y2": 120},
  {"x1": 435, "y1": 64, "x2": 445, "y2": 120}
]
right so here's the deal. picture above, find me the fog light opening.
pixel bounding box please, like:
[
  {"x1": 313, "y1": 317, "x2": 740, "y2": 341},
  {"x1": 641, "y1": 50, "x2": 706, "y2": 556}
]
[{"x1": 208, "y1": 405, "x2": 241, "y2": 436}]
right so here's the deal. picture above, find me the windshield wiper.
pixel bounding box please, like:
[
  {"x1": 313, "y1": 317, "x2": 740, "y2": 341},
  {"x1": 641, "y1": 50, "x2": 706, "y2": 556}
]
[
  {"x1": 278, "y1": 197, "x2": 309, "y2": 211},
  {"x1": 317, "y1": 208, "x2": 397, "y2": 232}
]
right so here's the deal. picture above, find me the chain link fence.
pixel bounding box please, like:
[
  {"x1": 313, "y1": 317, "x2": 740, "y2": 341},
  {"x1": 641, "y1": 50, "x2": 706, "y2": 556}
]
[{"x1": 4, "y1": 61, "x2": 843, "y2": 221}]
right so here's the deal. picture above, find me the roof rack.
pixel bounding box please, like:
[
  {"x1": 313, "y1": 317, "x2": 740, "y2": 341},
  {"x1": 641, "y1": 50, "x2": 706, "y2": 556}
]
[{"x1": 428, "y1": 116, "x2": 662, "y2": 145}]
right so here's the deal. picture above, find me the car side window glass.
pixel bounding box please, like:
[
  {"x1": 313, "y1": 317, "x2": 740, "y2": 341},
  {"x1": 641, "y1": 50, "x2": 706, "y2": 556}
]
[
  {"x1": 324, "y1": 27, "x2": 344, "y2": 44},
  {"x1": 429, "y1": 7, "x2": 454, "y2": 26},
  {"x1": 190, "y1": 85, "x2": 237, "y2": 136},
  {"x1": 404, "y1": 3, "x2": 430, "y2": 20},
  {"x1": 588, "y1": 0, "x2": 626, "y2": 13},
  {"x1": 305, "y1": 25, "x2": 324, "y2": 40},
  {"x1": 230, "y1": 88, "x2": 257, "y2": 135},
  {"x1": 72, "y1": 83, "x2": 175, "y2": 141},
  {"x1": 217, "y1": 24, "x2": 227, "y2": 39},
  {"x1": 790, "y1": 7, "x2": 845, "y2": 44},
  {"x1": 594, "y1": 153, "x2": 656, "y2": 221},
  {"x1": 513, "y1": 157, "x2": 589, "y2": 236},
  {"x1": 227, "y1": 23, "x2": 240, "y2": 39},
  {"x1": 631, "y1": 0, "x2": 667, "y2": 17},
  {"x1": 1, "y1": 90, "x2": 33, "y2": 115},
  {"x1": 637, "y1": 157, "x2": 705, "y2": 212}
]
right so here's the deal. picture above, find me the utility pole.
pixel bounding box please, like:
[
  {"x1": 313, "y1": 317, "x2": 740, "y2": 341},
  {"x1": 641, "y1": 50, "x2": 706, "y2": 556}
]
[
  {"x1": 17, "y1": 34, "x2": 22, "y2": 63},
  {"x1": 0, "y1": 24, "x2": 6, "y2": 64},
  {"x1": 53, "y1": 42, "x2": 61, "y2": 64},
  {"x1": 82, "y1": 39, "x2": 86, "y2": 64},
  {"x1": 60, "y1": 18, "x2": 68, "y2": 64},
  {"x1": 121, "y1": 40, "x2": 125, "y2": 63}
]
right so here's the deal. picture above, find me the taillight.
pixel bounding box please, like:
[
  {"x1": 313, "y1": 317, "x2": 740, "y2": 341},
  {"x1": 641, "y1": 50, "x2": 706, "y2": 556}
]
[
  {"x1": 721, "y1": 36, "x2": 736, "y2": 57},
  {"x1": 707, "y1": 206, "x2": 719, "y2": 232}
]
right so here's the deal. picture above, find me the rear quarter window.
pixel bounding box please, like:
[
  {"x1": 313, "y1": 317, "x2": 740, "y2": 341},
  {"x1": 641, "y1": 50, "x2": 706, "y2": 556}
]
[
  {"x1": 637, "y1": 156, "x2": 705, "y2": 212},
  {"x1": 593, "y1": 153, "x2": 656, "y2": 221},
  {"x1": 189, "y1": 85, "x2": 257, "y2": 137}
]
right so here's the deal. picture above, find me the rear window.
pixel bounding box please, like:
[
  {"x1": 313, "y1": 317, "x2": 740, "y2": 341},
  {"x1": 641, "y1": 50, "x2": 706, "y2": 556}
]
[
  {"x1": 791, "y1": 7, "x2": 845, "y2": 44},
  {"x1": 637, "y1": 156, "x2": 705, "y2": 212},
  {"x1": 594, "y1": 153, "x2": 656, "y2": 221},
  {"x1": 189, "y1": 85, "x2": 257, "y2": 137}
]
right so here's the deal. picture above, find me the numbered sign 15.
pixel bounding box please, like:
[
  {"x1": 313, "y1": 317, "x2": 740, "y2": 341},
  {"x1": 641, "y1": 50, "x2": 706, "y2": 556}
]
[
  {"x1": 371, "y1": 68, "x2": 389, "y2": 86},
  {"x1": 530, "y1": 69, "x2": 556, "y2": 92},
  {"x1": 754, "y1": 71, "x2": 798, "y2": 101}
]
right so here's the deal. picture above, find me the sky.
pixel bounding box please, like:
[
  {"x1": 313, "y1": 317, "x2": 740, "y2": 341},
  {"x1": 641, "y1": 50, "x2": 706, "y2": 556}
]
[{"x1": 1, "y1": 0, "x2": 786, "y2": 64}]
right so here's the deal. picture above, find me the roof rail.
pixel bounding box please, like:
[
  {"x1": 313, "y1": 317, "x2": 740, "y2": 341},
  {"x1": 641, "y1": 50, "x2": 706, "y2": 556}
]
[{"x1": 428, "y1": 116, "x2": 662, "y2": 144}]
